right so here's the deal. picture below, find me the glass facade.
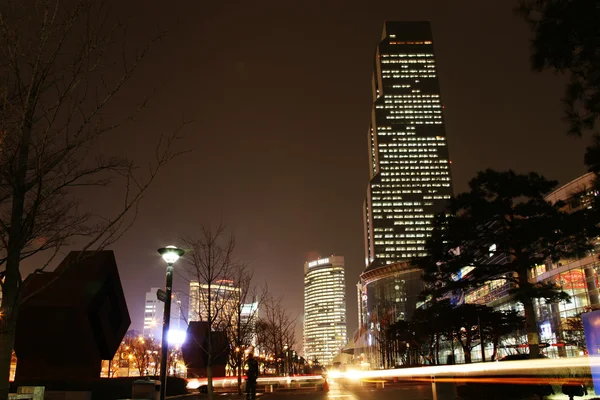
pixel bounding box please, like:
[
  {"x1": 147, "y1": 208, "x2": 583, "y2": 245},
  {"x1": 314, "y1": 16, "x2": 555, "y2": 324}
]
[
  {"x1": 357, "y1": 262, "x2": 423, "y2": 368},
  {"x1": 363, "y1": 21, "x2": 453, "y2": 268},
  {"x1": 461, "y1": 172, "x2": 600, "y2": 359},
  {"x1": 303, "y1": 256, "x2": 347, "y2": 366}
]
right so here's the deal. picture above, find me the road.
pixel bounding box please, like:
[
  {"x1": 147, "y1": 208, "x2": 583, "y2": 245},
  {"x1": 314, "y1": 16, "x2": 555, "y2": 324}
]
[
  {"x1": 179, "y1": 379, "x2": 600, "y2": 400},
  {"x1": 184, "y1": 380, "x2": 434, "y2": 400}
]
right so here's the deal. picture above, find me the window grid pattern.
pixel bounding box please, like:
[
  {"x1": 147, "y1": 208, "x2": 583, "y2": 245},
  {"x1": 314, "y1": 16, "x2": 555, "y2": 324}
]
[
  {"x1": 364, "y1": 26, "x2": 453, "y2": 267},
  {"x1": 303, "y1": 258, "x2": 347, "y2": 365}
]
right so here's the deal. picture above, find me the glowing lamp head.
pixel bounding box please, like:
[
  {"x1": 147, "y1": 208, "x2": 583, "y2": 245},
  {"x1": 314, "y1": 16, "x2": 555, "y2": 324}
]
[{"x1": 158, "y1": 245, "x2": 185, "y2": 265}]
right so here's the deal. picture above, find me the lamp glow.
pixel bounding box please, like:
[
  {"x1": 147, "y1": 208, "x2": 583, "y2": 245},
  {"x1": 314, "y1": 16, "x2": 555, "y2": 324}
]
[
  {"x1": 158, "y1": 245, "x2": 185, "y2": 265},
  {"x1": 167, "y1": 329, "x2": 186, "y2": 346}
]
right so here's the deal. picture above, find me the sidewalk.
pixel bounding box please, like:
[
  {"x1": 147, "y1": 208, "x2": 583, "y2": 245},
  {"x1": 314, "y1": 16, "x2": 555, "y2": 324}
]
[{"x1": 185, "y1": 394, "x2": 325, "y2": 400}]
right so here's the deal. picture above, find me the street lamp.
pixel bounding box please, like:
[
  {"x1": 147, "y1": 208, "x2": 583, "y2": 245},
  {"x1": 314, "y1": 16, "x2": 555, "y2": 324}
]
[
  {"x1": 158, "y1": 245, "x2": 184, "y2": 400},
  {"x1": 283, "y1": 344, "x2": 289, "y2": 376}
]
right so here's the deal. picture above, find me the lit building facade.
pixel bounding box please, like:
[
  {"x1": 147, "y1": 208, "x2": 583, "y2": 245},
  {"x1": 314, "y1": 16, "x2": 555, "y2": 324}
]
[
  {"x1": 303, "y1": 256, "x2": 347, "y2": 366},
  {"x1": 357, "y1": 21, "x2": 453, "y2": 368},
  {"x1": 143, "y1": 288, "x2": 164, "y2": 339},
  {"x1": 188, "y1": 279, "x2": 240, "y2": 330},
  {"x1": 429, "y1": 172, "x2": 598, "y2": 364},
  {"x1": 363, "y1": 21, "x2": 453, "y2": 268},
  {"x1": 241, "y1": 301, "x2": 259, "y2": 347},
  {"x1": 460, "y1": 172, "x2": 600, "y2": 360}
]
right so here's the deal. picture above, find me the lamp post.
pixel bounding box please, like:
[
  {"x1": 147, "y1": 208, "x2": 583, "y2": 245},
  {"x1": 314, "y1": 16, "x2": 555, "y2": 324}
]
[
  {"x1": 283, "y1": 344, "x2": 289, "y2": 376},
  {"x1": 158, "y1": 245, "x2": 185, "y2": 400}
]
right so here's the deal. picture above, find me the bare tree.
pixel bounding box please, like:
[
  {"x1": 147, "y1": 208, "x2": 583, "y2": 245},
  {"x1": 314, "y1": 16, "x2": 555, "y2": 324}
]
[
  {"x1": 182, "y1": 224, "x2": 238, "y2": 400},
  {"x1": 255, "y1": 293, "x2": 297, "y2": 375},
  {"x1": 122, "y1": 334, "x2": 161, "y2": 377},
  {"x1": 225, "y1": 264, "x2": 264, "y2": 395},
  {"x1": 0, "y1": 1, "x2": 187, "y2": 396}
]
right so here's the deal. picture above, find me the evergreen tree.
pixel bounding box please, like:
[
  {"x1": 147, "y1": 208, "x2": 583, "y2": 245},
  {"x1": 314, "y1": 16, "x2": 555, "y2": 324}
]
[{"x1": 416, "y1": 169, "x2": 596, "y2": 357}]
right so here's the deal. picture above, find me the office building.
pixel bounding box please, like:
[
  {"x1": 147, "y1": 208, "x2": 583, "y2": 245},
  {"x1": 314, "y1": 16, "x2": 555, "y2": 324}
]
[
  {"x1": 188, "y1": 279, "x2": 240, "y2": 330},
  {"x1": 363, "y1": 20, "x2": 453, "y2": 268},
  {"x1": 143, "y1": 288, "x2": 164, "y2": 339},
  {"x1": 241, "y1": 301, "x2": 259, "y2": 347},
  {"x1": 304, "y1": 256, "x2": 347, "y2": 366},
  {"x1": 357, "y1": 21, "x2": 453, "y2": 368}
]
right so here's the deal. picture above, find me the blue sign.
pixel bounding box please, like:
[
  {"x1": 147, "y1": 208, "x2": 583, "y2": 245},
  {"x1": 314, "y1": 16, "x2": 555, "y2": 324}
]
[{"x1": 582, "y1": 310, "x2": 600, "y2": 391}]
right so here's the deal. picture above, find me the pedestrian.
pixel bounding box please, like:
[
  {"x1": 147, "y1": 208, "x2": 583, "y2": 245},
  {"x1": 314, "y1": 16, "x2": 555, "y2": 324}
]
[{"x1": 245, "y1": 348, "x2": 259, "y2": 400}]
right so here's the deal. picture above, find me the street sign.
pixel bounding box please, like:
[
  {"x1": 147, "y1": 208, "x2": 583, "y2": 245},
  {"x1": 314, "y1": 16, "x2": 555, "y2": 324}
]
[{"x1": 157, "y1": 289, "x2": 168, "y2": 302}]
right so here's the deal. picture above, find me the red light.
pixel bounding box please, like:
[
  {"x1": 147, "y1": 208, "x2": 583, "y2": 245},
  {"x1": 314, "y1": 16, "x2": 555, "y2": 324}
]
[{"x1": 449, "y1": 161, "x2": 453, "y2": 164}]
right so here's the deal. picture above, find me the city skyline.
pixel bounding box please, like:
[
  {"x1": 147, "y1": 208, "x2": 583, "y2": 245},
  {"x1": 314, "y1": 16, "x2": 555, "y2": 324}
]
[
  {"x1": 16, "y1": 1, "x2": 590, "y2": 342},
  {"x1": 2, "y1": 0, "x2": 598, "y2": 395}
]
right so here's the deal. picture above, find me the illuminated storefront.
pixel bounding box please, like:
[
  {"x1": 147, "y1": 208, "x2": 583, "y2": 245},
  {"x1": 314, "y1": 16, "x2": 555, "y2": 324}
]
[{"x1": 461, "y1": 172, "x2": 600, "y2": 358}]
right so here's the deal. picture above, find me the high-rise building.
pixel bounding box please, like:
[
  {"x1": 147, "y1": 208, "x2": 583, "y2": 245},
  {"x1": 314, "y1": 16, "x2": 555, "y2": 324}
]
[
  {"x1": 303, "y1": 256, "x2": 347, "y2": 366},
  {"x1": 172, "y1": 292, "x2": 183, "y2": 330},
  {"x1": 143, "y1": 287, "x2": 164, "y2": 339},
  {"x1": 363, "y1": 21, "x2": 453, "y2": 268},
  {"x1": 241, "y1": 301, "x2": 259, "y2": 347},
  {"x1": 188, "y1": 279, "x2": 240, "y2": 330},
  {"x1": 188, "y1": 281, "x2": 200, "y2": 323},
  {"x1": 356, "y1": 21, "x2": 453, "y2": 368}
]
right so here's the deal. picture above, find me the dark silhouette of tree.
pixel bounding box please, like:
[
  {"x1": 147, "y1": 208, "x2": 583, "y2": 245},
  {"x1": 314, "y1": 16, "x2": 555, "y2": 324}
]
[
  {"x1": 182, "y1": 224, "x2": 239, "y2": 400},
  {"x1": 562, "y1": 313, "x2": 587, "y2": 351},
  {"x1": 481, "y1": 309, "x2": 526, "y2": 361},
  {"x1": 517, "y1": 0, "x2": 600, "y2": 139},
  {"x1": 0, "y1": 1, "x2": 187, "y2": 396},
  {"x1": 255, "y1": 294, "x2": 296, "y2": 375},
  {"x1": 224, "y1": 265, "x2": 263, "y2": 395},
  {"x1": 416, "y1": 169, "x2": 596, "y2": 358}
]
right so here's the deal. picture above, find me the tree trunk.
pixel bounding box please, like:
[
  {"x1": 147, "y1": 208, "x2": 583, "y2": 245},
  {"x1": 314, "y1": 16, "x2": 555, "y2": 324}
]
[
  {"x1": 207, "y1": 363, "x2": 213, "y2": 400},
  {"x1": 237, "y1": 353, "x2": 243, "y2": 395},
  {"x1": 0, "y1": 251, "x2": 23, "y2": 400},
  {"x1": 492, "y1": 336, "x2": 499, "y2": 362},
  {"x1": 0, "y1": 331, "x2": 16, "y2": 400},
  {"x1": 435, "y1": 334, "x2": 440, "y2": 365},
  {"x1": 463, "y1": 333, "x2": 472, "y2": 364},
  {"x1": 520, "y1": 275, "x2": 541, "y2": 358}
]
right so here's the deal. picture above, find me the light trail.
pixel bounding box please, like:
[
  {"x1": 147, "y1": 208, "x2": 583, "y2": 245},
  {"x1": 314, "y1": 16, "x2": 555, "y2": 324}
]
[
  {"x1": 186, "y1": 358, "x2": 598, "y2": 391},
  {"x1": 340, "y1": 357, "x2": 595, "y2": 380},
  {"x1": 186, "y1": 374, "x2": 325, "y2": 390}
]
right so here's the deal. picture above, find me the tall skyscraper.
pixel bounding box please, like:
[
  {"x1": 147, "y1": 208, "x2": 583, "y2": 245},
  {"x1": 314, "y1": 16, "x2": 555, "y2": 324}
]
[
  {"x1": 356, "y1": 21, "x2": 453, "y2": 368},
  {"x1": 143, "y1": 287, "x2": 164, "y2": 339},
  {"x1": 303, "y1": 256, "x2": 347, "y2": 366},
  {"x1": 363, "y1": 21, "x2": 453, "y2": 268}
]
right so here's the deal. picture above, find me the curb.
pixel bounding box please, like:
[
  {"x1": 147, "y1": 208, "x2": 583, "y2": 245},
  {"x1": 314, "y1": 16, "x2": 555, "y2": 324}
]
[{"x1": 166, "y1": 394, "x2": 199, "y2": 399}]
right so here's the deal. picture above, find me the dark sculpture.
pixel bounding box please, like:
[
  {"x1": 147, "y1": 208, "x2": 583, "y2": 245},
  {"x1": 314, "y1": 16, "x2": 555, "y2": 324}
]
[
  {"x1": 14, "y1": 251, "x2": 131, "y2": 384},
  {"x1": 181, "y1": 321, "x2": 229, "y2": 378}
]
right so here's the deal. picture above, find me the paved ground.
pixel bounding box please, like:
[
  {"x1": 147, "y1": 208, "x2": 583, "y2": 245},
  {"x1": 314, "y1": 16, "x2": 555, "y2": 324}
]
[{"x1": 185, "y1": 381, "x2": 434, "y2": 400}]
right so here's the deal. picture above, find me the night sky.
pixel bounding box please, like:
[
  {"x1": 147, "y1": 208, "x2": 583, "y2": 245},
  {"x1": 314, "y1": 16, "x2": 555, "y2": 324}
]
[{"x1": 31, "y1": 0, "x2": 591, "y2": 346}]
